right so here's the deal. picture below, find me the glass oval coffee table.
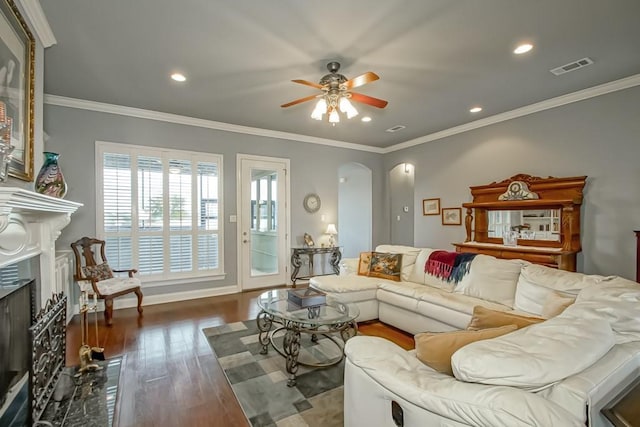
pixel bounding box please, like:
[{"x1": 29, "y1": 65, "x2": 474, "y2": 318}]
[{"x1": 256, "y1": 289, "x2": 359, "y2": 387}]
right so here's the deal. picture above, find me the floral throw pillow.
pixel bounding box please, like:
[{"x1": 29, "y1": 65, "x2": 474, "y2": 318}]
[
  {"x1": 82, "y1": 263, "x2": 114, "y2": 281},
  {"x1": 357, "y1": 252, "x2": 373, "y2": 276},
  {"x1": 368, "y1": 252, "x2": 403, "y2": 282}
]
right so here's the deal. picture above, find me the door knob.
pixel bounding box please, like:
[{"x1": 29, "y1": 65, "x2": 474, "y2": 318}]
[{"x1": 243, "y1": 239, "x2": 249, "y2": 243}]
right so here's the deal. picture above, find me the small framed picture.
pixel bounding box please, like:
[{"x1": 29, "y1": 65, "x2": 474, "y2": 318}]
[
  {"x1": 303, "y1": 233, "x2": 315, "y2": 247},
  {"x1": 442, "y1": 207, "x2": 462, "y2": 226},
  {"x1": 422, "y1": 198, "x2": 440, "y2": 216}
]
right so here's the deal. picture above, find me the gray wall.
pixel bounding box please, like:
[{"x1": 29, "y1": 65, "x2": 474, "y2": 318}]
[
  {"x1": 386, "y1": 86, "x2": 640, "y2": 279},
  {"x1": 43, "y1": 105, "x2": 387, "y2": 294},
  {"x1": 389, "y1": 163, "x2": 415, "y2": 246},
  {"x1": 338, "y1": 162, "x2": 372, "y2": 258}
]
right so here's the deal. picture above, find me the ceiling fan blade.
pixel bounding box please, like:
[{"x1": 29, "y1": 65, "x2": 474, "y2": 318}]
[
  {"x1": 292, "y1": 79, "x2": 324, "y2": 89},
  {"x1": 281, "y1": 94, "x2": 320, "y2": 108},
  {"x1": 349, "y1": 92, "x2": 388, "y2": 109},
  {"x1": 344, "y1": 72, "x2": 379, "y2": 90}
]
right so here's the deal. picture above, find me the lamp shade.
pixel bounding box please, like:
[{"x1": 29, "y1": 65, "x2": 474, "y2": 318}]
[{"x1": 325, "y1": 223, "x2": 337, "y2": 235}]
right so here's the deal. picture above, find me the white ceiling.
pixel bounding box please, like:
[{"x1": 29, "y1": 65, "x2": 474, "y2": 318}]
[{"x1": 40, "y1": 0, "x2": 640, "y2": 149}]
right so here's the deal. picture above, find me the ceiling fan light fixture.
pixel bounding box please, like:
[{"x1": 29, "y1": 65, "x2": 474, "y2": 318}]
[
  {"x1": 328, "y1": 108, "x2": 340, "y2": 123},
  {"x1": 310, "y1": 98, "x2": 327, "y2": 120},
  {"x1": 339, "y1": 97, "x2": 359, "y2": 119}
]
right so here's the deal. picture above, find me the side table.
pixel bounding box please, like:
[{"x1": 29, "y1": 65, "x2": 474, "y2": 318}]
[{"x1": 290, "y1": 246, "x2": 341, "y2": 286}]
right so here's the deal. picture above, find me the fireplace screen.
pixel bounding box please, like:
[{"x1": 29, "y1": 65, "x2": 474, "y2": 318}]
[{"x1": 29, "y1": 292, "x2": 66, "y2": 424}]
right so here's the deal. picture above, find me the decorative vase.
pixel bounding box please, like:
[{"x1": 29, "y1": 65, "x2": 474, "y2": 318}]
[{"x1": 35, "y1": 152, "x2": 67, "y2": 198}]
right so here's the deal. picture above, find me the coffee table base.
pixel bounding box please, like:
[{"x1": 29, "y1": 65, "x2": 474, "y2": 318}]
[{"x1": 257, "y1": 310, "x2": 357, "y2": 387}]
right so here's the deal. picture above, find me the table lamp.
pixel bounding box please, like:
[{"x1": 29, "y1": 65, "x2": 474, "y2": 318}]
[{"x1": 326, "y1": 223, "x2": 337, "y2": 247}]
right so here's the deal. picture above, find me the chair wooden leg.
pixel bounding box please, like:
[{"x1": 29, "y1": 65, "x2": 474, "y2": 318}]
[
  {"x1": 104, "y1": 297, "x2": 114, "y2": 326},
  {"x1": 135, "y1": 288, "x2": 144, "y2": 315}
]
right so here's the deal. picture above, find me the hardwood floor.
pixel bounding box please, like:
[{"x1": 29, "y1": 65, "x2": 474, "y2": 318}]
[{"x1": 65, "y1": 287, "x2": 414, "y2": 427}]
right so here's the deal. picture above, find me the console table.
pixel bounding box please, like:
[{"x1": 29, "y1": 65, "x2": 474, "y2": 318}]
[{"x1": 290, "y1": 246, "x2": 341, "y2": 286}]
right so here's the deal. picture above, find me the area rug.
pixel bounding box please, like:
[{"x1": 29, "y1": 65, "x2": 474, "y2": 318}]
[{"x1": 203, "y1": 320, "x2": 345, "y2": 427}]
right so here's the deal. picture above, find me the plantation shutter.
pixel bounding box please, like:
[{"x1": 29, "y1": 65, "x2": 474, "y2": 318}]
[{"x1": 99, "y1": 143, "x2": 223, "y2": 282}]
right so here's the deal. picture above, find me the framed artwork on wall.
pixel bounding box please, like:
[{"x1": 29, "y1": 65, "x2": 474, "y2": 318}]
[
  {"x1": 442, "y1": 207, "x2": 462, "y2": 225},
  {"x1": 422, "y1": 198, "x2": 440, "y2": 216},
  {"x1": 0, "y1": 0, "x2": 35, "y2": 182}
]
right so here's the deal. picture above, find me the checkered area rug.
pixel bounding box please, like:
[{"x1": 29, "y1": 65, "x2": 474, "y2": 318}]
[{"x1": 203, "y1": 320, "x2": 344, "y2": 427}]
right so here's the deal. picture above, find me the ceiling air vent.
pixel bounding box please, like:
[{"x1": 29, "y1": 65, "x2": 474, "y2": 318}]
[
  {"x1": 550, "y1": 57, "x2": 594, "y2": 76},
  {"x1": 385, "y1": 125, "x2": 406, "y2": 133}
]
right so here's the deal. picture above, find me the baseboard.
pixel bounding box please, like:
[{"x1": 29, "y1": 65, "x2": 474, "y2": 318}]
[{"x1": 71, "y1": 285, "x2": 241, "y2": 315}]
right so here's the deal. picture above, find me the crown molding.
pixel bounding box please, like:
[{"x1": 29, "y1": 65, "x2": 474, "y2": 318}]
[
  {"x1": 45, "y1": 73, "x2": 640, "y2": 155},
  {"x1": 43, "y1": 95, "x2": 385, "y2": 154},
  {"x1": 18, "y1": 0, "x2": 56, "y2": 47},
  {"x1": 383, "y1": 73, "x2": 640, "y2": 153}
]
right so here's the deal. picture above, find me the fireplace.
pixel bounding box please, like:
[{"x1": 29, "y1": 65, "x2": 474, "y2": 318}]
[
  {"x1": 0, "y1": 188, "x2": 81, "y2": 423},
  {"x1": 0, "y1": 280, "x2": 34, "y2": 412}
]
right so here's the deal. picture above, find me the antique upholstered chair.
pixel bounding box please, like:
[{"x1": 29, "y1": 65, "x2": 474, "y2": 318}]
[{"x1": 70, "y1": 237, "x2": 143, "y2": 326}]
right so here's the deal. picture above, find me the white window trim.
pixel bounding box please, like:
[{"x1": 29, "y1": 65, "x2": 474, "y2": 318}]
[{"x1": 95, "y1": 140, "x2": 224, "y2": 284}]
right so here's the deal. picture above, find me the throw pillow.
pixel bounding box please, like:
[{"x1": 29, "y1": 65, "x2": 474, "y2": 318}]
[
  {"x1": 357, "y1": 252, "x2": 372, "y2": 276},
  {"x1": 540, "y1": 291, "x2": 575, "y2": 318},
  {"x1": 513, "y1": 264, "x2": 612, "y2": 316},
  {"x1": 452, "y1": 317, "x2": 615, "y2": 391},
  {"x1": 82, "y1": 263, "x2": 114, "y2": 281},
  {"x1": 415, "y1": 325, "x2": 517, "y2": 376},
  {"x1": 455, "y1": 255, "x2": 528, "y2": 307},
  {"x1": 368, "y1": 252, "x2": 403, "y2": 282},
  {"x1": 466, "y1": 306, "x2": 545, "y2": 330}
]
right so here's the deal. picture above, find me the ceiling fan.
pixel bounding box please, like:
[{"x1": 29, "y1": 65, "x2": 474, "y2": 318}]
[{"x1": 281, "y1": 61, "x2": 388, "y2": 124}]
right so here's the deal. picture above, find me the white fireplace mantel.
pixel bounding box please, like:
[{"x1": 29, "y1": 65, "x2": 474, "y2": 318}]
[{"x1": 0, "y1": 187, "x2": 82, "y2": 306}]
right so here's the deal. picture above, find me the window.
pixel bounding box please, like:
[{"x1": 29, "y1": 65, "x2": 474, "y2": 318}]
[{"x1": 97, "y1": 142, "x2": 223, "y2": 282}]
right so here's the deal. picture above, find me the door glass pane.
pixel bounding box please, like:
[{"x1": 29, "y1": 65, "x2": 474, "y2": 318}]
[{"x1": 250, "y1": 169, "x2": 278, "y2": 276}]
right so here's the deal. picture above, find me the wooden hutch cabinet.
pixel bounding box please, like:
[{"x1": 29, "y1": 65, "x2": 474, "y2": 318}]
[{"x1": 453, "y1": 174, "x2": 587, "y2": 272}]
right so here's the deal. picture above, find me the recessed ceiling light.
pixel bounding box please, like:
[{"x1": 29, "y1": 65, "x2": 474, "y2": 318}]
[
  {"x1": 469, "y1": 107, "x2": 482, "y2": 113},
  {"x1": 514, "y1": 43, "x2": 533, "y2": 55},
  {"x1": 361, "y1": 116, "x2": 372, "y2": 122},
  {"x1": 171, "y1": 73, "x2": 186, "y2": 82}
]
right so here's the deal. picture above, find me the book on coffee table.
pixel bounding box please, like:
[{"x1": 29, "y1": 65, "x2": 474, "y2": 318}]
[{"x1": 287, "y1": 288, "x2": 326, "y2": 308}]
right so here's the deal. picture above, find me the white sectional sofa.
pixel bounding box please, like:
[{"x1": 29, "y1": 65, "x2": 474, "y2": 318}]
[{"x1": 310, "y1": 244, "x2": 640, "y2": 427}]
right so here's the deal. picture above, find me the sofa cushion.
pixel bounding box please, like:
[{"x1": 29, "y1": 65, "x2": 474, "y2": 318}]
[
  {"x1": 466, "y1": 306, "x2": 545, "y2": 330},
  {"x1": 514, "y1": 264, "x2": 611, "y2": 316},
  {"x1": 455, "y1": 255, "x2": 527, "y2": 307},
  {"x1": 357, "y1": 252, "x2": 372, "y2": 276},
  {"x1": 375, "y1": 245, "x2": 421, "y2": 281},
  {"x1": 310, "y1": 274, "x2": 381, "y2": 294},
  {"x1": 378, "y1": 281, "x2": 510, "y2": 328},
  {"x1": 540, "y1": 291, "x2": 575, "y2": 318},
  {"x1": 560, "y1": 277, "x2": 640, "y2": 344},
  {"x1": 345, "y1": 336, "x2": 585, "y2": 427},
  {"x1": 415, "y1": 325, "x2": 517, "y2": 375},
  {"x1": 408, "y1": 248, "x2": 455, "y2": 291},
  {"x1": 340, "y1": 257, "x2": 359, "y2": 276},
  {"x1": 451, "y1": 316, "x2": 616, "y2": 391}
]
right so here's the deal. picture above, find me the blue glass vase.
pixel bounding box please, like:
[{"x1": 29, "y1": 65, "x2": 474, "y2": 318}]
[{"x1": 35, "y1": 152, "x2": 67, "y2": 198}]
